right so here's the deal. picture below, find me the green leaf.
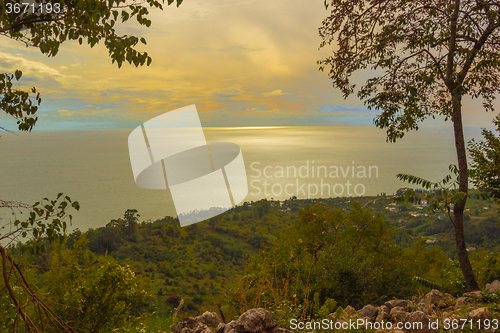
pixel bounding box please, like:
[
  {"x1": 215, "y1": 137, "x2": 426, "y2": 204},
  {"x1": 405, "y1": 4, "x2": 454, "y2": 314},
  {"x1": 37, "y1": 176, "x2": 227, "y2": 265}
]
[{"x1": 14, "y1": 70, "x2": 22, "y2": 80}]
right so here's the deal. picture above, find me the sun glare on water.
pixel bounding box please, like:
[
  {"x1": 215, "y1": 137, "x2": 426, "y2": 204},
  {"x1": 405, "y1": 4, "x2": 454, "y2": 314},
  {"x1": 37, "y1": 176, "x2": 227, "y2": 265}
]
[{"x1": 212, "y1": 126, "x2": 288, "y2": 130}]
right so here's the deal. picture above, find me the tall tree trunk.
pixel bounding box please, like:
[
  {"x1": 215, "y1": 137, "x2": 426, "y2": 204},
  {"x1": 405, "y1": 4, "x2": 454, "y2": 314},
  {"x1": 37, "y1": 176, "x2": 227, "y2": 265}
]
[{"x1": 451, "y1": 93, "x2": 480, "y2": 291}]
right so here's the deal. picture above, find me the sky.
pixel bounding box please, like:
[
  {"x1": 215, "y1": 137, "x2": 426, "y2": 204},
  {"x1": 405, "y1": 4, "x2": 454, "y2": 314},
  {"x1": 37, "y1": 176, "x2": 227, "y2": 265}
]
[{"x1": 0, "y1": 0, "x2": 498, "y2": 130}]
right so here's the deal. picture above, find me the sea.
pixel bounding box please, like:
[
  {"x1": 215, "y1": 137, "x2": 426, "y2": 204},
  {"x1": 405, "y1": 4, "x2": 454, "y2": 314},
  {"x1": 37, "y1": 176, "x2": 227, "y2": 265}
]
[{"x1": 0, "y1": 126, "x2": 485, "y2": 232}]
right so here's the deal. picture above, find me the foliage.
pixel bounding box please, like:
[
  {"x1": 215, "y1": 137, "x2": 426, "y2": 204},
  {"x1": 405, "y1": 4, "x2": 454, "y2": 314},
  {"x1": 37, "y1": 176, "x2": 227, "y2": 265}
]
[
  {"x1": 469, "y1": 114, "x2": 500, "y2": 199},
  {"x1": 395, "y1": 165, "x2": 470, "y2": 221},
  {"x1": 0, "y1": 0, "x2": 183, "y2": 131},
  {"x1": 317, "y1": 0, "x2": 500, "y2": 291},
  {"x1": 228, "y1": 201, "x2": 415, "y2": 320},
  {"x1": 0, "y1": 194, "x2": 80, "y2": 332},
  {"x1": 43, "y1": 236, "x2": 151, "y2": 333},
  {"x1": 0, "y1": 70, "x2": 41, "y2": 132},
  {"x1": 412, "y1": 276, "x2": 442, "y2": 291},
  {"x1": 319, "y1": 0, "x2": 500, "y2": 140}
]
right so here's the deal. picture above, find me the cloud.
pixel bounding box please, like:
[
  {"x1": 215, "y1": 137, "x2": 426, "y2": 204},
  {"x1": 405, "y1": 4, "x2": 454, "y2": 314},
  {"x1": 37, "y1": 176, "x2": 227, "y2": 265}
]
[{"x1": 262, "y1": 89, "x2": 291, "y2": 97}]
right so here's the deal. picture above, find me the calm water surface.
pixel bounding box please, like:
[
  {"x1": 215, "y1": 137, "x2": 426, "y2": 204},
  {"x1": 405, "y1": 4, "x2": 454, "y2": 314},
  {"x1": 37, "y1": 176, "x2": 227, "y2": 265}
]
[{"x1": 0, "y1": 126, "x2": 479, "y2": 231}]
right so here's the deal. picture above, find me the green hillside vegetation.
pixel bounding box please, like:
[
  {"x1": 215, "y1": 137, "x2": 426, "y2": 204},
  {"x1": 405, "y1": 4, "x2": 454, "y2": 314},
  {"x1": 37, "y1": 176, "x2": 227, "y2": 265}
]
[{"x1": 4, "y1": 195, "x2": 500, "y2": 332}]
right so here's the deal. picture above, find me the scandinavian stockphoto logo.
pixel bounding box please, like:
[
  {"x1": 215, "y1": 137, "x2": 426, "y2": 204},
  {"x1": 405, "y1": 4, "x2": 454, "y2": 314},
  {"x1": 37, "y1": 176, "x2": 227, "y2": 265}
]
[{"x1": 128, "y1": 105, "x2": 248, "y2": 227}]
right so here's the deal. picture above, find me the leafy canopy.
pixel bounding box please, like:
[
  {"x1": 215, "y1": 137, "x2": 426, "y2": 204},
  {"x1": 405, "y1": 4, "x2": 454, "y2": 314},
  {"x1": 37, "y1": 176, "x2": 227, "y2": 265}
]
[
  {"x1": 469, "y1": 114, "x2": 500, "y2": 198},
  {"x1": 319, "y1": 0, "x2": 500, "y2": 142},
  {"x1": 0, "y1": 0, "x2": 183, "y2": 131}
]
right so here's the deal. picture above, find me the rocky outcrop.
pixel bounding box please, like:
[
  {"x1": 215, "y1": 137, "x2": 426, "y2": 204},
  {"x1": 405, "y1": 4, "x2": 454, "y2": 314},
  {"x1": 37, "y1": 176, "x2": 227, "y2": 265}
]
[
  {"x1": 173, "y1": 280, "x2": 500, "y2": 333},
  {"x1": 172, "y1": 309, "x2": 292, "y2": 333},
  {"x1": 487, "y1": 280, "x2": 500, "y2": 293},
  {"x1": 329, "y1": 281, "x2": 500, "y2": 332},
  {"x1": 171, "y1": 312, "x2": 222, "y2": 333}
]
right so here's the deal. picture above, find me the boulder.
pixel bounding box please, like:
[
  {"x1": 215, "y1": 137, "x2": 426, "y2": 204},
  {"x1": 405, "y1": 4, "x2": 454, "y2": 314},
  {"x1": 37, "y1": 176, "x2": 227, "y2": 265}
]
[
  {"x1": 463, "y1": 290, "x2": 482, "y2": 299},
  {"x1": 344, "y1": 305, "x2": 356, "y2": 316},
  {"x1": 486, "y1": 280, "x2": 500, "y2": 294},
  {"x1": 172, "y1": 315, "x2": 217, "y2": 333},
  {"x1": 357, "y1": 304, "x2": 378, "y2": 321},
  {"x1": 454, "y1": 297, "x2": 468, "y2": 311},
  {"x1": 335, "y1": 305, "x2": 356, "y2": 323},
  {"x1": 418, "y1": 303, "x2": 433, "y2": 316},
  {"x1": 468, "y1": 307, "x2": 491, "y2": 321},
  {"x1": 420, "y1": 289, "x2": 454, "y2": 308},
  {"x1": 379, "y1": 305, "x2": 390, "y2": 314},
  {"x1": 389, "y1": 306, "x2": 407, "y2": 322},
  {"x1": 200, "y1": 312, "x2": 222, "y2": 327},
  {"x1": 218, "y1": 308, "x2": 286, "y2": 333},
  {"x1": 385, "y1": 299, "x2": 412, "y2": 309},
  {"x1": 405, "y1": 311, "x2": 430, "y2": 330},
  {"x1": 375, "y1": 307, "x2": 391, "y2": 322}
]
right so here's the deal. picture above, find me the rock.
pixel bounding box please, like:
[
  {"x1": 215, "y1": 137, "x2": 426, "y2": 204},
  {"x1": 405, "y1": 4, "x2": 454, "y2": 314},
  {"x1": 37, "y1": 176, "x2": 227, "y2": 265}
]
[
  {"x1": 411, "y1": 296, "x2": 420, "y2": 304},
  {"x1": 379, "y1": 305, "x2": 390, "y2": 314},
  {"x1": 200, "y1": 312, "x2": 222, "y2": 327},
  {"x1": 389, "y1": 306, "x2": 407, "y2": 322},
  {"x1": 405, "y1": 311, "x2": 429, "y2": 330},
  {"x1": 420, "y1": 289, "x2": 455, "y2": 309},
  {"x1": 172, "y1": 317, "x2": 213, "y2": 333},
  {"x1": 463, "y1": 290, "x2": 482, "y2": 299},
  {"x1": 375, "y1": 308, "x2": 391, "y2": 323},
  {"x1": 468, "y1": 307, "x2": 491, "y2": 321},
  {"x1": 454, "y1": 297, "x2": 468, "y2": 311},
  {"x1": 418, "y1": 302, "x2": 433, "y2": 316},
  {"x1": 437, "y1": 302, "x2": 447, "y2": 309},
  {"x1": 177, "y1": 309, "x2": 283, "y2": 333},
  {"x1": 221, "y1": 308, "x2": 279, "y2": 333},
  {"x1": 336, "y1": 305, "x2": 356, "y2": 322},
  {"x1": 344, "y1": 305, "x2": 356, "y2": 316},
  {"x1": 271, "y1": 328, "x2": 292, "y2": 333},
  {"x1": 357, "y1": 304, "x2": 378, "y2": 321},
  {"x1": 386, "y1": 299, "x2": 412, "y2": 309},
  {"x1": 420, "y1": 289, "x2": 445, "y2": 307},
  {"x1": 486, "y1": 280, "x2": 500, "y2": 293},
  {"x1": 216, "y1": 323, "x2": 225, "y2": 333}
]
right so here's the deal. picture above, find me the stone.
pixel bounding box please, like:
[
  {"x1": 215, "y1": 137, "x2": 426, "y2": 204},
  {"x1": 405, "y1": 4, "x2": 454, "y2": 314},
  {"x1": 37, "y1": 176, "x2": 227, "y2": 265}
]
[
  {"x1": 375, "y1": 309, "x2": 391, "y2": 323},
  {"x1": 463, "y1": 290, "x2": 482, "y2": 299},
  {"x1": 421, "y1": 289, "x2": 455, "y2": 307},
  {"x1": 344, "y1": 305, "x2": 356, "y2": 316},
  {"x1": 405, "y1": 311, "x2": 429, "y2": 330},
  {"x1": 418, "y1": 303, "x2": 433, "y2": 316},
  {"x1": 437, "y1": 302, "x2": 447, "y2": 309},
  {"x1": 357, "y1": 304, "x2": 378, "y2": 321},
  {"x1": 468, "y1": 307, "x2": 491, "y2": 321},
  {"x1": 390, "y1": 306, "x2": 407, "y2": 322},
  {"x1": 236, "y1": 308, "x2": 277, "y2": 333},
  {"x1": 454, "y1": 297, "x2": 468, "y2": 311},
  {"x1": 386, "y1": 299, "x2": 412, "y2": 309},
  {"x1": 486, "y1": 280, "x2": 500, "y2": 293},
  {"x1": 271, "y1": 328, "x2": 293, "y2": 333},
  {"x1": 379, "y1": 305, "x2": 390, "y2": 314},
  {"x1": 179, "y1": 309, "x2": 284, "y2": 333},
  {"x1": 420, "y1": 289, "x2": 445, "y2": 307},
  {"x1": 216, "y1": 323, "x2": 225, "y2": 333},
  {"x1": 172, "y1": 317, "x2": 212, "y2": 333},
  {"x1": 201, "y1": 312, "x2": 222, "y2": 327}
]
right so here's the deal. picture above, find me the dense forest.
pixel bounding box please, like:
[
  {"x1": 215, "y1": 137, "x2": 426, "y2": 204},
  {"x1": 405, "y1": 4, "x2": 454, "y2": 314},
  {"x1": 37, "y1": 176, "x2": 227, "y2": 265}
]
[{"x1": 2, "y1": 193, "x2": 500, "y2": 332}]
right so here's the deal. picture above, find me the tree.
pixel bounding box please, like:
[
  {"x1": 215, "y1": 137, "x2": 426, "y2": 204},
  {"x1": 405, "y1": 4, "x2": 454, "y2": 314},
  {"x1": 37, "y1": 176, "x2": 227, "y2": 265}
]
[
  {"x1": 0, "y1": 195, "x2": 80, "y2": 332},
  {"x1": 124, "y1": 208, "x2": 140, "y2": 237},
  {"x1": 0, "y1": 0, "x2": 184, "y2": 330},
  {"x1": 318, "y1": 0, "x2": 500, "y2": 291},
  {"x1": 0, "y1": 0, "x2": 183, "y2": 131},
  {"x1": 469, "y1": 114, "x2": 500, "y2": 199},
  {"x1": 45, "y1": 236, "x2": 150, "y2": 333}
]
